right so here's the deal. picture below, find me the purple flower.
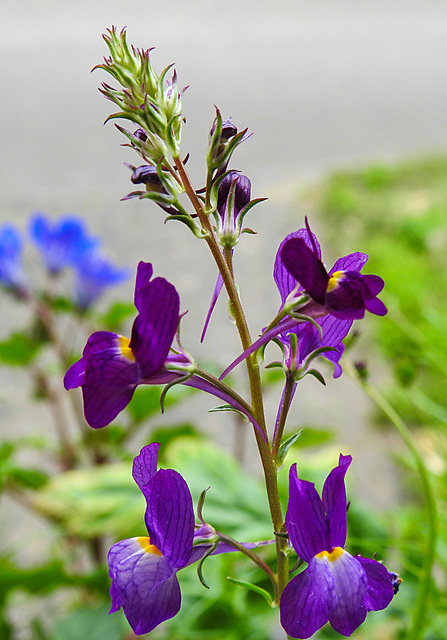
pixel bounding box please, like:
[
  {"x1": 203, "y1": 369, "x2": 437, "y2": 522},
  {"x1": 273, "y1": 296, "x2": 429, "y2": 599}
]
[
  {"x1": 0, "y1": 225, "x2": 28, "y2": 296},
  {"x1": 280, "y1": 223, "x2": 387, "y2": 320},
  {"x1": 109, "y1": 443, "x2": 272, "y2": 634},
  {"x1": 72, "y1": 245, "x2": 130, "y2": 309},
  {"x1": 274, "y1": 229, "x2": 356, "y2": 379},
  {"x1": 280, "y1": 455, "x2": 395, "y2": 638},
  {"x1": 29, "y1": 213, "x2": 98, "y2": 274},
  {"x1": 220, "y1": 224, "x2": 384, "y2": 380},
  {"x1": 108, "y1": 443, "x2": 198, "y2": 634},
  {"x1": 65, "y1": 261, "x2": 264, "y2": 436},
  {"x1": 64, "y1": 262, "x2": 180, "y2": 427}
]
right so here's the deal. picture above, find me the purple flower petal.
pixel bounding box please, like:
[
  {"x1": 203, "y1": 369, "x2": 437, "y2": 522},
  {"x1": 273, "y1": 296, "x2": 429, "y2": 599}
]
[
  {"x1": 130, "y1": 277, "x2": 179, "y2": 377},
  {"x1": 326, "y1": 551, "x2": 368, "y2": 636},
  {"x1": 64, "y1": 358, "x2": 86, "y2": 389},
  {"x1": 108, "y1": 537, "x2": 180, "y2": 635},
  {"x1": 74, "y1": 331, "x2": 138, "y2": 428},
  {"x1": 363, "y1": 274, "x2": 385, "y2": 296},
  {"x1": 143, "y1": 468, "x2": 194, "y2": 569},
  {"x1": 219, "y1": 315, "x2": 301, "y2": 379},
  {"x1": 274, "y1": 228, "x2": 321, "y2": 304},
  {"x1": 132, "y1": 443, "x2": 160, "y2": 490},
  {"x1": 286, "y1": 464, "x2": 328, "y2": 561},
  {"x1": 201, "y1": 271, "x2": 224, "y2": 343},
  {"x1": 280, "y1": 562, "x2": 331, "y2": 639},
  {"x1": 280, "y1": 237, "x2": 329, "y2": 305},
  {"x1": 326, "y1": 272, "x2": 368, "y2": 319},
  {"x1": 356, "y1": 556, "x2": 394, "y2": 611},
  {"x1": 365, "y1": 296, "x2": 388, "y2": 316},
  {"x1": 134, "y1": 261, "x2": 154, "y2": 311},
  {"x1": 330, "y1": 252, "x2": 368, "y2": 274},
  {"x1": 321, "y1": 454, "x2": 352, "y2": 549}
]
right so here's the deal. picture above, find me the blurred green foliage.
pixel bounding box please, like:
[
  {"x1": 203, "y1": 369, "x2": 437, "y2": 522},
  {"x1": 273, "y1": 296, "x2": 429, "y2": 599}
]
[{"x1": 308, "y1": 154, "x2": 447, "y2": 639}]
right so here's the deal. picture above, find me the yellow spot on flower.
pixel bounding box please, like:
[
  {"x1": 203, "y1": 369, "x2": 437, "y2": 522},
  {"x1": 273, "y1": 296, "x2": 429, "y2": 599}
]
[
  {"x1": 316, "y1": 546, "x2": 344, "y2": 562},
  {"x1": 119, "y1": 336, "x2": 135, "y2": 361},
  {"x1": 327, "y1": 271, "x2": 345, "y2": 292},
  {"x1": 137, "y1": 536, "x2": 162, "y2": 556}
]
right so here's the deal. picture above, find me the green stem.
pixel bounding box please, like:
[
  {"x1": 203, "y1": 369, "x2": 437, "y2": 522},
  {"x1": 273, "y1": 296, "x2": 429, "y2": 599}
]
[
  {"x1": 272, "y1": 374, "x2": 296, "y2": 462},
  {"x1": 216, "y1": 531, "x2": 278, "y2": 594},
  {"x1": 348, "y1": 365, "x2": 438, "y2": 639},
  {"x1": 174, "y1": 155, "x2": 289, "y2": 597}
]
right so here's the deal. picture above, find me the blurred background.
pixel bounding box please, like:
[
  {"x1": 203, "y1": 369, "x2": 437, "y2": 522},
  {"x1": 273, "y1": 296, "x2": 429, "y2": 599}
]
[{"x1": 1, "y1": 1, "x2": 446, "y2": 638}]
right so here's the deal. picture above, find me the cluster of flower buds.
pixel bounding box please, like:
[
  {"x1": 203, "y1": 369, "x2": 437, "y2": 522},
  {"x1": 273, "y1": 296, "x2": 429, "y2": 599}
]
[{"x1": 95, "y1": 27, "x2": 185, "y2": 161}]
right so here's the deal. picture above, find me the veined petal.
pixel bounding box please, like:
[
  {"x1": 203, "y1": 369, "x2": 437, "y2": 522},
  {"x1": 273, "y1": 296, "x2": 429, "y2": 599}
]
[
  {"x1": 330, "y1": 252, "x2": 368, "y2": 274},
  {"x1": 280, "y1": 237, "x2": 329, "y2": 305},
  {"x1": 274, "y1": 229, "x2": 321, "y2": 304},
  {"x1": 143, "y1": 468, "x2": 194, "y2": 569},
  {"x1": 324, "y1": 550, "x2": 368, "y2": 636},
  {"x1": 280, "y1": 563, "x2": 331, "y2": 639},
  {"x1": 132, "y1": 443, "x2": 160, "y2": 489},
  {"x1": 108, "y1": 537, "x2": 180, "y2": 635},
  {"x1": 356, "y1": 556, "x2": 394, "y2": 611},
  {"x1": 130, "y1": 276, "x2": 179, "y2": 378},
  {"x1": 322, "y1": 454, "x2": 352, "y2": 549},
  {"x1": 286, "y1": 464, "x2": 328, "y2": 561},
  {"x1": 75, "y1": 331, "x2": 138, "y2": 428}
]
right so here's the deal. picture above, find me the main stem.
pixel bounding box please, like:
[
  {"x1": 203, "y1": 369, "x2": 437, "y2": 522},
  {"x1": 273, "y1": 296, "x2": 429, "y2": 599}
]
[{"x1": 174, "y1": 156, "x2": 289, "y2": 599}]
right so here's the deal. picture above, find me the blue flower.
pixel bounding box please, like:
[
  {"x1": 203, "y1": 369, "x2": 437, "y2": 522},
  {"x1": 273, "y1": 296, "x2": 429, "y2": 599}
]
[
  {"x1": 72, "y1": 245, "x2": 130, "y2": 309},
  {"x1": 0, "y1": 225, "x2": 28, "y2": 296},
  {"x1": 29, "y1": 213, "x2": 98, "y2": 274}
]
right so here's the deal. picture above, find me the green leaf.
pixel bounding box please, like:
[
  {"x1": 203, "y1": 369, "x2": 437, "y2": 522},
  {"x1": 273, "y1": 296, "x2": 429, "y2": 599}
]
[
  {"x1": 0, "y1": 332, "x2": 40, "y2": 366},
  {"x1": 300, "y1": 368, "x2": 326, "y2": 385},
  {"x1": 282, "y1": 427, "x2": 334, "y2": 449},
  {"x1": 277, "y1": 430, "x2": 303, "y2": 467},
  {"x1": 227, "y1": 577, "x2": 273, "y2": 606},
  {"x1": 208, "y1": 404, "x2": 246, "y2": 420}
]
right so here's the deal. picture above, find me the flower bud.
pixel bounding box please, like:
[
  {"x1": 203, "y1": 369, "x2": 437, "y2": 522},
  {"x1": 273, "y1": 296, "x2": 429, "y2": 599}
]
[{"x1": 206, "y1": 107, "x2": 250, "y2": 174}]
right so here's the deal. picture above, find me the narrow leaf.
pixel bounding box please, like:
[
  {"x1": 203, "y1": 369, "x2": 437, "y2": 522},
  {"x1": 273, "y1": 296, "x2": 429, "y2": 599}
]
[{"x1": 227, "y1": 577, "x2": 273, "y2": 606}]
